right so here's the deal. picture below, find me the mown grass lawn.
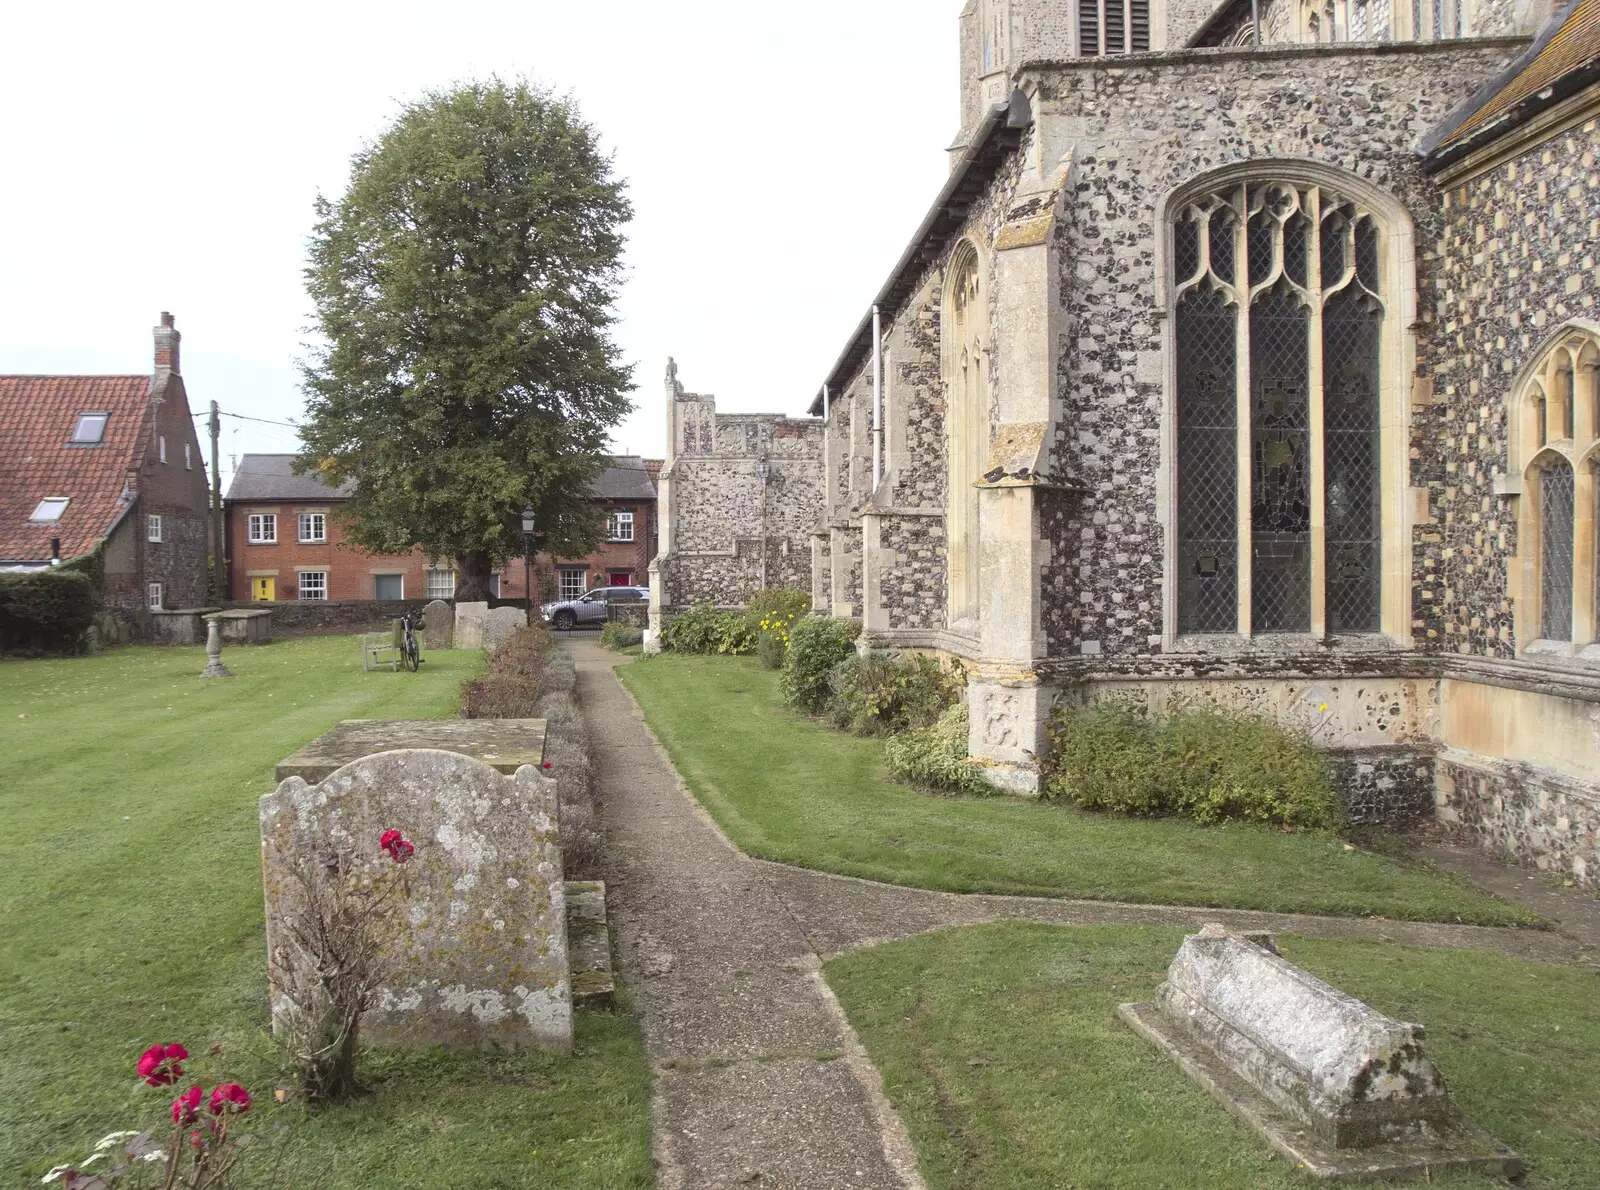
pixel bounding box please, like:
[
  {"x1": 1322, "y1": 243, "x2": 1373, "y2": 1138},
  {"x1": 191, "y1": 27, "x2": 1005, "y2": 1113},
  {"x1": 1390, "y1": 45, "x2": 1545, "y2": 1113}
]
[
  {"x1": 828, "y1": 923, "x2": 1600, "y2": 1190},
  {"x1": 620, "y1": 654, "x2": 1531, "y2": 925},
  {"x1": 0, "y1": 638, "x2": 652, "y2": 1188}
]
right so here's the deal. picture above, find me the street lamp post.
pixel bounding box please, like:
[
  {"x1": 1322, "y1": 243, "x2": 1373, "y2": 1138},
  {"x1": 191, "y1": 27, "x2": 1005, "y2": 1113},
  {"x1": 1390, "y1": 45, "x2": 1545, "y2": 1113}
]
[{"x1": 521, "y1": 504, "x2": 536, "y2": 617}]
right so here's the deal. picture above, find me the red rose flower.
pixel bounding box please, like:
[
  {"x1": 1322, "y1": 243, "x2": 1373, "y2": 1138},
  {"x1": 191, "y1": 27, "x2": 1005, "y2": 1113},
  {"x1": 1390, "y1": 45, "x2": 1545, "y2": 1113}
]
[
  {"x1": 137, "y1": 1042, "x2": 189, "y2": 1087},
  {"x1": 172, "y1": 1085, "x2": 203, "y2": 1126},
  {"x1": 380, "y1": 830, "x2": 414, "y2": 863},
  {"x1": 190, "y1": 1128, "x2": 206, "y2": 1149},
  {"x1": 379, "y1": 830, "x2": 402, "y2": 852},
  {"x1": 210, "y1": 1083, "x2": 251, "y2": 1115},
  {"x1": 542, "y1": 761, "x2": 552, "y2": 770}
]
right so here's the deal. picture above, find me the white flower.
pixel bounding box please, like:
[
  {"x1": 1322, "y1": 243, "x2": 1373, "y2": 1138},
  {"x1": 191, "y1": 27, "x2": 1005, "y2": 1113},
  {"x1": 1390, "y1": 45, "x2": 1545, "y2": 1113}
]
[
  {"x1": 78, "y1": 1153, "x2": 105, "y2": 1168},
  {"x1": 141, "y1": 1151, "x2": 167, "y2": 1163},
  {"x1": 93, "y1": 1131, "x2": 139, "y2": 1153},
  {"x1": 42, "y1": 1167, "x2": 73, "y2": 1185}
]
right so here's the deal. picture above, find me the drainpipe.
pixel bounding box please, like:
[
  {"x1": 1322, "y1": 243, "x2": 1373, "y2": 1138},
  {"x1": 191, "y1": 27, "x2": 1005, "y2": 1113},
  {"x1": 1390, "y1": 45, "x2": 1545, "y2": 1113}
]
[
  {"x1": 1252, "y1": 0, "x2": 1261, "y2": 43},
  {"x1": 871, "y1": 305, "x2": 883, "y2": 491}
]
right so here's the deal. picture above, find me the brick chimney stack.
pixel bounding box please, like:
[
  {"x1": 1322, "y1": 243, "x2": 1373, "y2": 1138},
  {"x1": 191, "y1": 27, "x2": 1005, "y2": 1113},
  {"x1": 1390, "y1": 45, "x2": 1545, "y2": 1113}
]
[{"x1": 153, "y1": 311, "x2": 181, "y2": 375}]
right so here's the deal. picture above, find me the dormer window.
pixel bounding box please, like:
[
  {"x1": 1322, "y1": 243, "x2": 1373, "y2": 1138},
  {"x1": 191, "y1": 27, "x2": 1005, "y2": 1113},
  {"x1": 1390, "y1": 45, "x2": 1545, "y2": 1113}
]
[
  {"x1": 71, "y1": 413, "x2": 108, "y2": 444},
  {"x1": 31, "y1": 498, "x2": 70, "y2": 523}
]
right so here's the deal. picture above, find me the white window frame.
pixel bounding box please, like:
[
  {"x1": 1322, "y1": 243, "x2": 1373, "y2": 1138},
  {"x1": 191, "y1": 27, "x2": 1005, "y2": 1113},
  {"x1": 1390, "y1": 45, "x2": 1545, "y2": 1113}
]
[
  {"x1": 298, "y1": 570, "x2": 328, "y2": 601},
  {"x1": 147, "y1": 514, "x2": 163, "y2": 543},
  {"x1": 147, "y1": 582, "x2": 163, "y2": 610},
  {"x1": 558, "y1": 568, "x2": 586, "y2": 600},
  {"x1": 426, "y1": 568, "x2": 457, "y2": 600},
  {"x1": 30, "y1": 497, "x2": 70, "y2": 523},
  {"x1": 159, "y1": 435, "x2": 167, "y2": 464},
  {"x1": 184, "y1": 442, "x2": 192, "y2": 470},
  {"x1": 71, "y1": 413, "x2": 108, "y2": 444},
  {"x1": 298, "y1": 512, "x2": 327, "y2": 544},
  {"x1": 248, "y1": 513, "x2": 277, "y2": 544},
  {"x1": 374, "y1": 573, "x2": 405, "y2": 600},
  {"x1": 607, "y1": 510, "x2": 635, "y2": 542}
]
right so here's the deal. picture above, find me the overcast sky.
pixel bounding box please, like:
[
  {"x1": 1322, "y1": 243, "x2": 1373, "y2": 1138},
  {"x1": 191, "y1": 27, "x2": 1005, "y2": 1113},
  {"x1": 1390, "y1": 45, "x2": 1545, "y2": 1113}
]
[{"x1": 0, "y1": 1, "x2": 960, "y2": 490}]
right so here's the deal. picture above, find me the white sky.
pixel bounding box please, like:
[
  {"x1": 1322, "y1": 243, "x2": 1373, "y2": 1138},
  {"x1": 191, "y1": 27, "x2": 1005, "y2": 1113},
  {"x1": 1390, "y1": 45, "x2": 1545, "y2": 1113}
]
[{"x1": 0, "y1": 1, "x2": 960, "y2": 491}]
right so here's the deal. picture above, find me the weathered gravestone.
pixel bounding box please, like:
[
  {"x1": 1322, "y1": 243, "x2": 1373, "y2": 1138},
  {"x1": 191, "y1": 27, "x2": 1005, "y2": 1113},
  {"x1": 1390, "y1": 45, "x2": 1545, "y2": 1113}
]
[
  {"x1": 1119, "y1": 925, "x2": 1520, "y2": 1181},
  {"x1": 454, "y1": 601, "x2": 490, "y2": 649},
  {"x1": 261, "y1": 749, "x2": 570, "y2": 1051},
  {"x1": 483, "y1": 605, "x2": 527, "y2": 653},
  {"x1": 423, "y1": 600, "x2": 453, "y2": 650}
]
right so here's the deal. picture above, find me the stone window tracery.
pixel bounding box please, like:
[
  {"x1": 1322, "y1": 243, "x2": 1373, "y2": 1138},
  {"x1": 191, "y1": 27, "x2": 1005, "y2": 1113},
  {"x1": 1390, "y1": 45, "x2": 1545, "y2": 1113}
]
[
  {"x1": 1510, "y1": 330, "x2": 1600, "y2": 651},
  {"x1": 1173, "y1": 181, "x2": 1387, "y2": 637},
  {"x1": 946, "y1": 242, "x2": 988, "y2": 630}
]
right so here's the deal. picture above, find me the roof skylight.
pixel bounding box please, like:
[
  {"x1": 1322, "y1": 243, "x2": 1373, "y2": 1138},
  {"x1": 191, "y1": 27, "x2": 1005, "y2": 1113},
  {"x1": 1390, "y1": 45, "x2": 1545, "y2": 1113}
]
[
  {"x1": 30, "y1": 498, "x2": 70, "y2": 523},
  {"x1": 71, "y1": 413, "x2": 108, "y2": 444}
]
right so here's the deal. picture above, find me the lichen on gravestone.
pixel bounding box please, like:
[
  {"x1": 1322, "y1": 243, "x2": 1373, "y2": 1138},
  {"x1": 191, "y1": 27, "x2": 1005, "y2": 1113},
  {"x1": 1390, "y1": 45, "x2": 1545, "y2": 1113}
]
[{"x1": 260, "y1": 748, "x2": 571, "y2": 1052}]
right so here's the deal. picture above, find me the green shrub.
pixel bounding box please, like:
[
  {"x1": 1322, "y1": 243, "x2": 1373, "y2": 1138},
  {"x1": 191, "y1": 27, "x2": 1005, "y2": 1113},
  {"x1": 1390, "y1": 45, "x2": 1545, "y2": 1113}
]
[
  {"x1": 600, "y1": 621, "x2": 644, "y2": 651},
  {"x1": 749, "y1": 589, "x2": 810, "y2": 669},
  {"x1": 779, "y1": 616, "x2": 859, "y2": 710},
  {"x1": 1044, "y1": 699, "x2": 1342, "y2": 830},
  {"x1": 828, "y1": 652, "x2": 965, "y2": 736},
  {"x1": 884, "y1": 704, "x2": 994, "y2": 796},
  {"x1": 0, "y1": 568, "x2": 99, "y2": 654},
  {"x1": 659, "y1": 603, "x2": 755, "y2": 655},
  {"x1": 459, "y1": 624, "x2": 554, "y2": 717}
]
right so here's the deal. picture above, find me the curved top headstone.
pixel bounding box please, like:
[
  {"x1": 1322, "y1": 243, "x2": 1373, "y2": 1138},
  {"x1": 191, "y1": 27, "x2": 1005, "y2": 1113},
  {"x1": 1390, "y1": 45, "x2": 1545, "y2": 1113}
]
[{"x1": 260, "y1": 748, "x2": 569, "y2": 1051}]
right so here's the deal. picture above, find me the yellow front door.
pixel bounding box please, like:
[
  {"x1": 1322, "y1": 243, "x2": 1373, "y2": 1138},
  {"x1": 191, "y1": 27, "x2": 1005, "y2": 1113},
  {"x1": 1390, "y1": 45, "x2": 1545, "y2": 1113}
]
[{"x1": 253, "y1": 577, "x2": 275, "y2": 601}]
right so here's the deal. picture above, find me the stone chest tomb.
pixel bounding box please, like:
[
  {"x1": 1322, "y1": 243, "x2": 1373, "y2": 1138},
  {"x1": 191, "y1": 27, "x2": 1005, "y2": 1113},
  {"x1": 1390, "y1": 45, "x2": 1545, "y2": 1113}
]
[
  {"x1": 1119, "y1": 925, "x2": 1520, "y2": 1180},
  {"x1": 261, "y1": 748, "x2": 570, "y2": 1052}
]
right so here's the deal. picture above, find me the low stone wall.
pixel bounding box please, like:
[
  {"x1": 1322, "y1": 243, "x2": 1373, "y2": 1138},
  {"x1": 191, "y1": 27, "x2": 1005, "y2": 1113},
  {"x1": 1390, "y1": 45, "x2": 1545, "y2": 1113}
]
[
  {"x1": 1436, "y1": 748, "x2": 1600, "y2": 885},
  {"x1": 606, "y1": 601, "x2": 649, "y2": 627},
  {"x1": 223, "y1": 599, "x2": 428, "y2": 635}
]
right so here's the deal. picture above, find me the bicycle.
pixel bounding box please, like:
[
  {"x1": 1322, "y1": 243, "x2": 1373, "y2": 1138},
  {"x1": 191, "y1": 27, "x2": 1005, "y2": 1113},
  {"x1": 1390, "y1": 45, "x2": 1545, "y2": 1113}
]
[{"x1": 399, "y1": 611, "x2": 424, "y2": 672}]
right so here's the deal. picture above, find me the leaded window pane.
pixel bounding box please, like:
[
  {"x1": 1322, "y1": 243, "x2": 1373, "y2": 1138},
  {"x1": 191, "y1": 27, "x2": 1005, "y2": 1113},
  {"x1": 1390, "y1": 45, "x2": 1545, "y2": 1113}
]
[
  {"x1": 1355, "y1": 219, "x2": 1380, "y2": 290},
  {"x1": 1321, "y1": 211, "x2": 1347, "y2": 284},
  {"x1": 1248, "y1": 211, "x2": 1274, "y2": 286},
  {"x1": 1209, "y1": 209, "x2": 1236, "y2": 285},
  {"x1": 1178, "y1": 287, "x2": 1239, "y2": 633},
  {"x1": 1323, "y1": 291, "x2": 1383, "y2": 632},
  {"x1": 1175, "y1": 217, "x2": 1200, "y2": 283},
  {"x1": 1251, "y1": 283, "x2": 1312, "y2": 632},
  {"x1": 1284, "y1": 213, "x2": 1310, "y2": 288},
  {"x1": 1541, "y1": 462, "x2": 1575, "y2": 641}
]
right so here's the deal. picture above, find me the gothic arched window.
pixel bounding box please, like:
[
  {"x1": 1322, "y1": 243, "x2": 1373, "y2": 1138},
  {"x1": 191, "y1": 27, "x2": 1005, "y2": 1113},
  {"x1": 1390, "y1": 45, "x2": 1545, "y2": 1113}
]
[
  {"x1": 946, "y1": 242, "x2": 989, "y2": 630},
  {"x1": 1173, "y1": 180, "x2": 1387, "y2": 637},
  {"x1": 1511, "y1": 330, "x2": 1600, "y2": 651}
]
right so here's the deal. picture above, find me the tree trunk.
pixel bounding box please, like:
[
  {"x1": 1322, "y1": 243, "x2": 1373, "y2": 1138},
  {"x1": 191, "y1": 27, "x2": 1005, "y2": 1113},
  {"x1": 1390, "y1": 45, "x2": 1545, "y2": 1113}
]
[{"x1": 454, "y1": 551, "x2": 496, "y2": 601}]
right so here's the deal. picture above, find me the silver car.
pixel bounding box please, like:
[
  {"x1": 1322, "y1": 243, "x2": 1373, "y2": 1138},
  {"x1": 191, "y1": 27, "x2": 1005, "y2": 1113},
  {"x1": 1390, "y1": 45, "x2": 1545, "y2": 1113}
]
[{"x1": 540, "y1": 586, "x2": 649, "y2": 631}]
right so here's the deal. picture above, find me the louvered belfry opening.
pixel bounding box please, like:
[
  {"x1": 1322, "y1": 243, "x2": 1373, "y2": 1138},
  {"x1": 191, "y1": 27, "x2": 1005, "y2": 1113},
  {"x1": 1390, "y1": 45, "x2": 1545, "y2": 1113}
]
[
  {"x1": 1174, "y1": 181, "x2": 1386, "y2": 638},
  {"x1": 1077, "y1": 0, "x2": 1151, "y2": 55}
]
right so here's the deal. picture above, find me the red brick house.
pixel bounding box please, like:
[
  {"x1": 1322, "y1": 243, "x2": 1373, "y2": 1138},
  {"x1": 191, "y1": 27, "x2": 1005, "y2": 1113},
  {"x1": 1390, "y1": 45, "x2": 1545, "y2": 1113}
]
[
  {"x1": 0, "y1": 313, "x2": 210, "y2": 620},
  {"x1": 224, "y1": 455, "x2": 659, "y2": 603}
]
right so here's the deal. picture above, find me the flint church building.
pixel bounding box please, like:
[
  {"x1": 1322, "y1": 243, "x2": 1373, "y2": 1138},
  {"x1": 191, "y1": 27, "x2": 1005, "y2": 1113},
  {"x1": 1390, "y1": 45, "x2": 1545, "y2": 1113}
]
[{"x1": 652, "y1": 0, "x2": 1600, "y2": 885}]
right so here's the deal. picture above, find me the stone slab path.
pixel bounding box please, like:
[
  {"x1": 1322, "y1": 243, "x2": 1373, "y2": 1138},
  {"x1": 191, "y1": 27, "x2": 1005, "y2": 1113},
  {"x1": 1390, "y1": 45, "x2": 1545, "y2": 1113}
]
[
  {"x1": 571, "y1": 639, "x2": 1597, "y2": 1187},
  {"x1": 573, "y1": 642, "x2": 921, "y2": 1190}
]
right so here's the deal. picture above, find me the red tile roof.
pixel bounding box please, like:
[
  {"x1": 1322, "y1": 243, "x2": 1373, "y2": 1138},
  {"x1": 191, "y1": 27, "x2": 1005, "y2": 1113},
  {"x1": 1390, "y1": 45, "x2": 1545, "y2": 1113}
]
[{"x1": 0, "y1": 376, "x2": 154, "y2": 563}]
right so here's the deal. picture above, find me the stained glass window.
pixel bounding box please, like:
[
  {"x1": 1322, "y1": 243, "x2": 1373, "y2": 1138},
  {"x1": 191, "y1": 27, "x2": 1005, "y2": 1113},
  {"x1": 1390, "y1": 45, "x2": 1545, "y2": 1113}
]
[
  {"x1": 1177, "y1": 286, "x2": 1239, "y2": 633},
  {"x1": 1541, "y1": 462, "x2": 1575, "y2": 642},
  {"x1": 1172, "y1": 181, "x2": 1387, "y2": 638}
]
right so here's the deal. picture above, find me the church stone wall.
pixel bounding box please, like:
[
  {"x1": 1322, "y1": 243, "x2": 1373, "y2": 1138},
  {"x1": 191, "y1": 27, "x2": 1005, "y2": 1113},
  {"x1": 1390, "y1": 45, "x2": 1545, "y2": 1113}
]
[
  {"x1": 1029, "y1": 40, "x2": 1523, "y2": 660},
  {"x1": 1415, "y1": 114, "x2": 1600, "y2": 656}
]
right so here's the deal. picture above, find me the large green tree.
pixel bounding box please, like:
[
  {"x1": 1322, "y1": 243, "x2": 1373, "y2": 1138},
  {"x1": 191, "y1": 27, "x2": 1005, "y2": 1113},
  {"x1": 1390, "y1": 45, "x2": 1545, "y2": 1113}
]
[{"x1": 298, "y1": 79, "x2": 633, "y2": 600}]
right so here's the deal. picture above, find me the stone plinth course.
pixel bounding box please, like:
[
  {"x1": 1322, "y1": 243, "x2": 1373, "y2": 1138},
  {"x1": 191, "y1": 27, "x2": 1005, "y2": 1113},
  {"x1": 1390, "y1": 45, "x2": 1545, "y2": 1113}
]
[
  {"x1": 274, "y1": 719, "x2": 546, "y2": 784},
  {"x1": 454, "y1": 601, "x2": 489, "y2": 649},
  {"x1": 483, "y1": 605, "x2": 527, "y2": 653},
  {"x1": 261, "y1": 748, "x2": 570, "y2": 1051},
  {"x1": 1119, "y1": 924, "x2": 1521, "y2": 1181},
  {"x1": 423, "y1": 599, "x2": 453, "y2": 650}
]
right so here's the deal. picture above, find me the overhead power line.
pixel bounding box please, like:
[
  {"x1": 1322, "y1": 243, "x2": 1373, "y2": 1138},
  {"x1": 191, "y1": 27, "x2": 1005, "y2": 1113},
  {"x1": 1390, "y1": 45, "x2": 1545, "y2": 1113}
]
[{"x1": 191, "y1": 408, "x2": 301, "y2": 430}]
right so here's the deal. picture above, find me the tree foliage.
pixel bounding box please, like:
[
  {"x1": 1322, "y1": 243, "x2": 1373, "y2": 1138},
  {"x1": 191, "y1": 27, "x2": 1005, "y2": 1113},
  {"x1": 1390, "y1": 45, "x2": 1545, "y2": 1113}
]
[{"x1": 298, "y1": 79, "x2": 633, "y2": 598}]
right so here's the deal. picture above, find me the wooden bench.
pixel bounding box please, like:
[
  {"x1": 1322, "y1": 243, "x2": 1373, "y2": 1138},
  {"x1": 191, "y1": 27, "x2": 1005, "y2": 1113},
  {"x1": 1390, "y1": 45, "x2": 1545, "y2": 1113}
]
[{"x1": 361, "y1": 620, "x2": 404, "y2": 672}]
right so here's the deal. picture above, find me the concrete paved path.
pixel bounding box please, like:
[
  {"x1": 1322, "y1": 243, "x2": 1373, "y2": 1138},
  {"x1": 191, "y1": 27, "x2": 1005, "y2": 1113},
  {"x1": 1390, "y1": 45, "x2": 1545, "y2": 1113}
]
[{"x1": 572, "y1": 641, "x2": 922, "y2": 1190}]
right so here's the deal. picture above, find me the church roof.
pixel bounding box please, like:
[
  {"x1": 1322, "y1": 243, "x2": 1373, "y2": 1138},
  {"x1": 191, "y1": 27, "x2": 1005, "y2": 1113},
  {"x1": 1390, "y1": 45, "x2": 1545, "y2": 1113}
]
[
  {"x1": 808, "y1": 92, "x2": 1033, "y2": 416},
  {"x1": 1423, "y1": 0, "x2": 1600, "y2": 165}
]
